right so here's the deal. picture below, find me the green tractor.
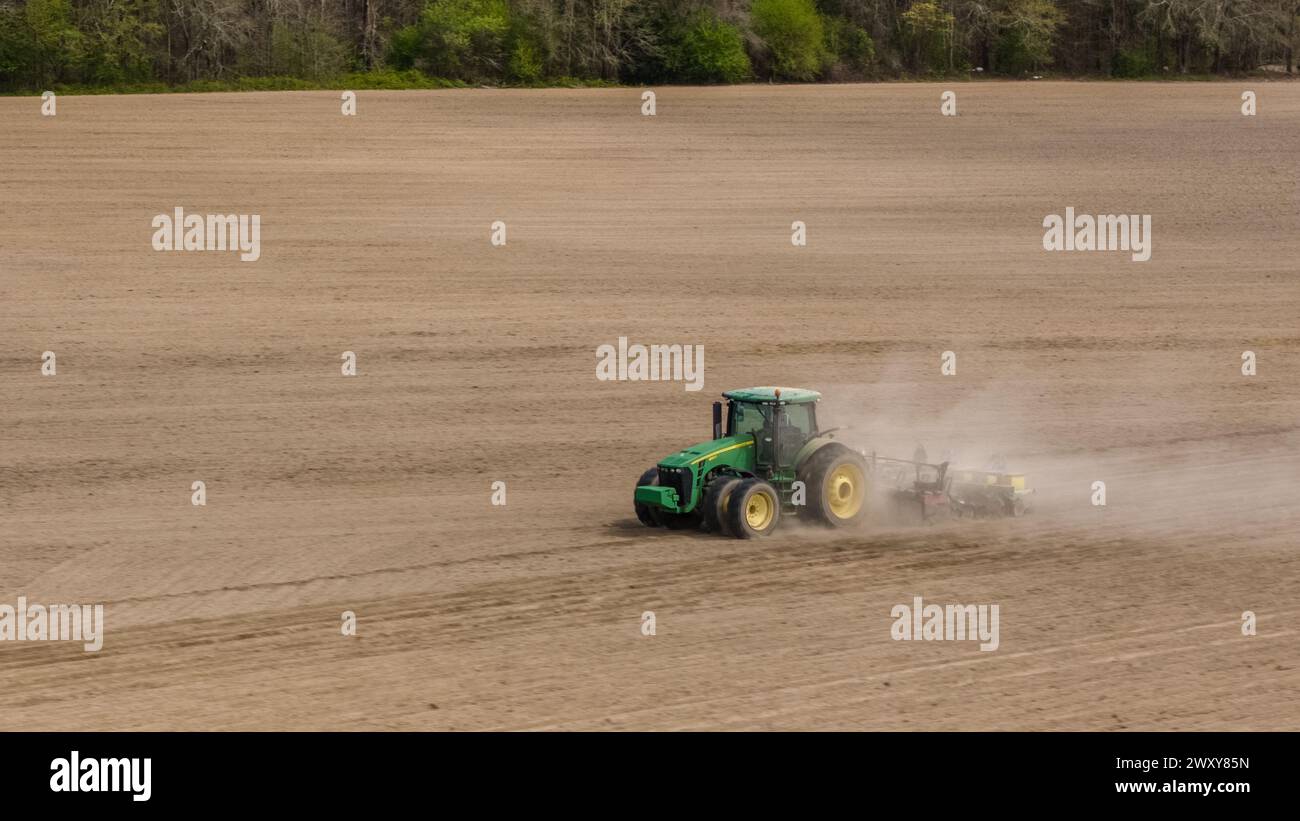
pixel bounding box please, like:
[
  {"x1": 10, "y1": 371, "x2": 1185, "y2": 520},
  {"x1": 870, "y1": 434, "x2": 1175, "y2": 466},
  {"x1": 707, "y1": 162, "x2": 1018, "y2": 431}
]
[{"x1": 633, "y1": 387, "x2": 869, "y2": 538}]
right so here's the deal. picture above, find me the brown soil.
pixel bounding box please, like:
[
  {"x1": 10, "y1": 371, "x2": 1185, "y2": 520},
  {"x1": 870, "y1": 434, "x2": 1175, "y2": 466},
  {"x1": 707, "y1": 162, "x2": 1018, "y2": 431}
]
[{"x1": 1, "y1": 82, "x2": 1297, "y2": 729}]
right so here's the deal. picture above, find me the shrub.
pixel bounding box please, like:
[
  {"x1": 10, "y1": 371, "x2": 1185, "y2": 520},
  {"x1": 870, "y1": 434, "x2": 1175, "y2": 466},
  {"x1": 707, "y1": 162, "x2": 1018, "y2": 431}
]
[
  {"x1": 1112, "y1": 46, "x2": 1157, "y2": 78},
  {"x1": 508, "y1": 38, "x2": 544, "y2": 83},
  {"x1": 750, "y1": 0, "x2": 826, "y2": 81},
  {"x1": 667, "y1": 11, "x2": 751, "y2": 84},
  {"x1": 823, "y1": 16, "x2": 874, "y2": 75},
  {"x1": 994, "y1": 28, "x2": 1036, "y2": 75},
  {"x1": 388, "y1": 0, "x2": 511, "y2": 82},
  {"x1": 387, "y1": 24, "x2": 423, "y2": 71}
]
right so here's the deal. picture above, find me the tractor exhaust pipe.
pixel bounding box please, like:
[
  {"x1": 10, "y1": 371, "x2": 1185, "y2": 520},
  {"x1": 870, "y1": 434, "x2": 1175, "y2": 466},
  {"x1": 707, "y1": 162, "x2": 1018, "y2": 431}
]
[{"x1": 712, "y1": 401, "x2": 723, "y2": 440}]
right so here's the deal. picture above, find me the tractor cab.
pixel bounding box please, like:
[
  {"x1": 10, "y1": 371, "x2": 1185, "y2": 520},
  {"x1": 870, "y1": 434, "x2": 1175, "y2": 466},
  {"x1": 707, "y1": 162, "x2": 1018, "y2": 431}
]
[{"x1": 722, "y1": 387, "x2": 821, "y2": 470}]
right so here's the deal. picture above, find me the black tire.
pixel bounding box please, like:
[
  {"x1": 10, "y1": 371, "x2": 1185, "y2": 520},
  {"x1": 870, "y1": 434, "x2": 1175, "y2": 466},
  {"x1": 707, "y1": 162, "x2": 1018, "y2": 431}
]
[
  {"x1": 802, "y1": 445, "x2": 870, "y2": 528},
  {"x1": 634, "y1": 467, "x2": 661, "y2": 527},
  {"x1": 726, "y1": 478, "x2": 782, "y2": 539},
  {"x1": 702, "y1": 476, "x2": 742, "y2": 536}
]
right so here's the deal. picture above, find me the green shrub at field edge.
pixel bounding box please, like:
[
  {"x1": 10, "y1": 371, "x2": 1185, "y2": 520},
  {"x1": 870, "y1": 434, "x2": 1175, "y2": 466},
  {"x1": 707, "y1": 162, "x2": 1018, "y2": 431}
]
[
  {"x1": 666, "y1": 11, "x2": 751, "y2": 84},
  {"x1": 750, "y1": 0, "x2": 827, "y2": 81}
]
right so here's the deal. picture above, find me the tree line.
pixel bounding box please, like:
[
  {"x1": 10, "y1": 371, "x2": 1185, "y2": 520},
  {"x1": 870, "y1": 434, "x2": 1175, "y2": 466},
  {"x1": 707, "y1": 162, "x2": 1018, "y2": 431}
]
[{"x1": 1, "y1": 0, "x2": 1296, "y2": 92}]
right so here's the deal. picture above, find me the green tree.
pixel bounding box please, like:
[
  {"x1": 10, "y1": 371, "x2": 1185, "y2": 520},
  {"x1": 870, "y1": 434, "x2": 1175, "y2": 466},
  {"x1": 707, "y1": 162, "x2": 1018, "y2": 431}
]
[
  {"x1": 751, "y1": 0, "x2": 828, "y2": 80},
  {"x1": 824, "y1": 15, "x2": 875, "y2": 75},
  {"x1": 666, "y1": 10, "x2": 751, "y2": 83},
  {"x1": 995, "y1": 0, "x2": 1063, "y2": 73},
  {"x1": 900, "y1": 0, "x2": 955, "y2": 73},
  {"x1": 0, "y1": 3, "x2": 34, "y2": 89},
  {"x1": 73, "y1": 0, "x2": 163, "y2": 85},
  {"x1": 507, "y1": 37, "x2": 544, "y2": 82},
  {"x1": 390, "y1": 0, "x2": 512, "y2": 80},
  {"x1": 26, "y1": 0, "x2": 82, "y2": 85}
]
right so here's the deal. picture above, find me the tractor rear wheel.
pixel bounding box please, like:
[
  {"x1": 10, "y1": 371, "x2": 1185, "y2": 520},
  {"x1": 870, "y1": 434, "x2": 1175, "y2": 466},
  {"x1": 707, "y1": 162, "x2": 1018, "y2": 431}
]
[
  {"x1": 634, "y1": 467, "x2": 661, "y2": 527},
  {"x1": 703, "y1": 476, "x2": 742, "y2": 536},
  {"x1": 726, "y1": 478, "x2": 782, "y2": 538},
  {"x1": 804, "y1": 446, "x2": 869, "y2": 528}
]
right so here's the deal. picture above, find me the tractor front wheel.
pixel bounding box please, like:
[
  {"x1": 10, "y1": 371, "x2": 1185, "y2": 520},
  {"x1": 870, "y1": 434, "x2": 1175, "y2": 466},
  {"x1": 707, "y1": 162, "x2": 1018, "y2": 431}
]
[
  {"x1": 634, "y1": 467, "x2": 661, "y2": 527},
  {"x1": 703, "y1": 476, "x2": 742, "y2": 536},
  {"x1": 727, "y1": 478, "x2": 782, "y2": 538}
]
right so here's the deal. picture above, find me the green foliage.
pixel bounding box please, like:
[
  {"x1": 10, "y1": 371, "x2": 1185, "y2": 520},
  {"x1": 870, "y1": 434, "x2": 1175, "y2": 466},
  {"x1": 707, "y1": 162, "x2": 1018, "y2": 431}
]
[
  {"x1": 391, "y1": 0, "x2": 512, "y2": 81},
  {"x1": 269, "y1": 19, "x2": 348, "y2": 81},
  {"x1": 25, "y1": 0, "x2": 81, "y2": 85},
  {"x1": 337, "y1": 70, "x2": 464, "y2": 90},
  {"x1": 508, "y1": 39, "x2": 544, "y2": 82},
  {"x1": 72, "y1": 0, "x2": 162, "y2": 85},
  {"x1": 39, "y1": 73, "x2": 463, "y2": 96},
  {"x1": 994, "y1": 28, "x2": 1030, "y2": 75},
  {"x1": 665, "y1": 11, "x2": 751, "y2": 84},
  {"x1": 505, "y1": 12, "x2": 547, "y2": 83},
  {"x1": 26, "y1": 0, "x2": 76, "y2": 50},
  {"x1": 1113, "y1": 45, "x2": 1158, "y2": 78},
  {"x1": 823, "y1": 16, "x2": 874, "y2": 75},
  {"x1": 0, "y1": 4, "x2": 34, "y2": 84},
  {"x1": 0, "y1": 0, "x2": 1296, "y2": 94},
  {"x1": 387, "y1": 25, "x2": 424, "y2": 71},
  {"x1": 994, "y1": 0, "x2": 1063, "y2": 74},
  {"x1": 750, "y1": 0, "x2": 827, "y2": 81},
  {"x1": 901, "y1": 1, "x2": 955, "y2": 74}
]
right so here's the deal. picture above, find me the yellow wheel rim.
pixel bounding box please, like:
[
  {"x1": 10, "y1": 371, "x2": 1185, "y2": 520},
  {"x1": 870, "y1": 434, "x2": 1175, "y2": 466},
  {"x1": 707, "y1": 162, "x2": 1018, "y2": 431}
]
[
  {"x1": 745, "y1": 489, "x2": 775, "y2": 530},
  {"x1": 827, "y1": 463, "x2": 865, "y2": 519}
]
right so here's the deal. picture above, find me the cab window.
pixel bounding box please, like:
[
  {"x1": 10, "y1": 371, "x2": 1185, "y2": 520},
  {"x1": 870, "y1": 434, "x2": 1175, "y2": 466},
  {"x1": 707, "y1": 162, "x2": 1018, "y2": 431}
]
[
  {"x1": 729, "y1": 402, "x2": 768, "y2": 437},
  {"x1": 781, "y1": 403, "x2": 815, "y2": 438}
]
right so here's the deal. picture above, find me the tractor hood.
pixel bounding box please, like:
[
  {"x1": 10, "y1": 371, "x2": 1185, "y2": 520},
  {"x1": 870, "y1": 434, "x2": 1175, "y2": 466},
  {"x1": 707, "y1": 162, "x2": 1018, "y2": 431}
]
[{"x1": 657, "y1": 435, "x2": 755, "y2": 470}]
